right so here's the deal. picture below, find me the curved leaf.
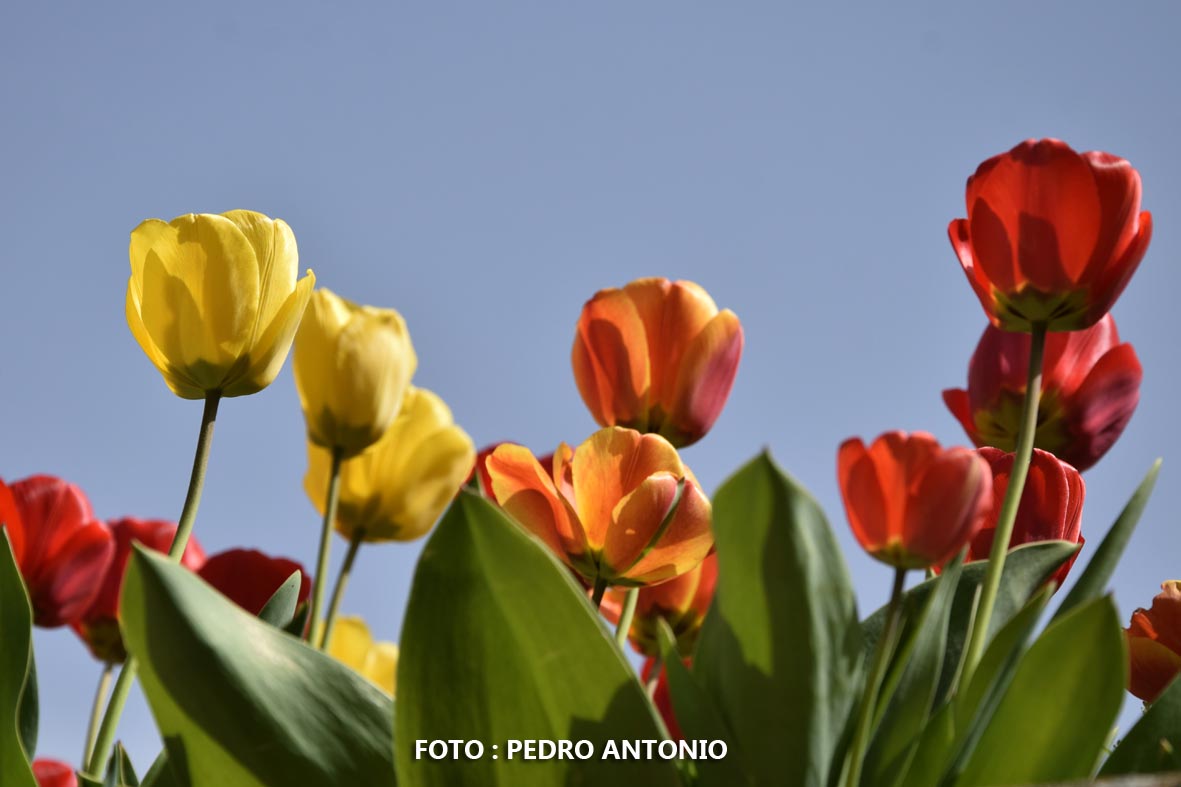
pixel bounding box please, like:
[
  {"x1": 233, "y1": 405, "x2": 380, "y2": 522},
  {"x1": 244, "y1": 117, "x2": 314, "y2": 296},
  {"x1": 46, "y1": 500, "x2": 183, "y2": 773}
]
[
  {"x1": 1101, "y1": 675, "x2": 1181, "y2": 776},
  {"x1": 0, "y1": 529, "x2": 37, "y2": 787}
]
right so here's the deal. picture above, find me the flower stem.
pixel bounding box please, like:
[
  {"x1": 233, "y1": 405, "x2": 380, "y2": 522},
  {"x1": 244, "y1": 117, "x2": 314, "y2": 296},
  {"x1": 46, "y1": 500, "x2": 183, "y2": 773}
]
[
  {"x1": 318, "y1": 528, "x2": 364, "y2": 650},
  {"x1": 81, "y1": 662, "x2": 113, "y2": 767},
  {"x1": 84, "y1": 393, "x2": 220, "y2": 778},
  {"x1": 306, "y1": 447, "x2": 344, "y2": 644},
  {"x1": 958, "y1": 323, "x2": 1046, "y2": 692},
  {"x1": 591, "y1": 575, "x2": 608, "y2": 610},
  {"x1": 844, "y1": 567, "x2": 907, "y2": 787},
  {"x1": 615, "y1": 588, "x2": 639, "y2": 649}
]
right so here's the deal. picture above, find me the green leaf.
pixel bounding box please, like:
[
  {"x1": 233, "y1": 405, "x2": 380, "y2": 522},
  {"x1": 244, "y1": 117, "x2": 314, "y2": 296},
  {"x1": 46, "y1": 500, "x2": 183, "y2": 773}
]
[
  {"x1": 257, "y1": 570, "x2": 301, "y2": 629},
  {"x1": 0, "y1": 529, "x2": 37, "y2": 787},
  {"x1": 18, "y1": 654, "x2": 37, "y2": 759},
  {"x1": 120, "y1": 547, "x2": 396, "y2": 787},
  {"x1": 140, "y1": 752, "x2": 180, "y2": 787},
  {"x1": 1055, "y1": 459, "x2": 1161, "y2": 621},
  {"x1": 956, "y1": 596, "x2": 1127, "y2": 785},
  {"x1": 1101, "y1": 675, "x2": 1181, "y2": 775},
  {"x1": 693, "y1": 452, "x2": 861, "y2": 787},
  {"x1": 655, "y1": 621, "x2": 750, "y2": 787},
  {"x1": 103, "y1": 743, "x2": 139, "y2": 787},
  {"x1": 395, "y1": 492, "x2": 680, "y2": 787}
]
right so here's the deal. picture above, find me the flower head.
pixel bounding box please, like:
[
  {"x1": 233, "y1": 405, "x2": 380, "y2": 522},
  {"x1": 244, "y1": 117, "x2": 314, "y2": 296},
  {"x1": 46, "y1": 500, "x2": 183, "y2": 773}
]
[
  {"x1": 1125, "y1": 580, "x2": 1181, "y2": 704},
  {"x1": 198, "y1": 548, "x2": 312, "y2": 617},
  {"x1": 326, "y1": 616, "x2": 398, "y2": 697},
  {"x1": 603, "y1": 553, "x2": 717, "y2": 657},
  {"x1": 33, "y1": 759, "x2": 77, "y2": 787}
]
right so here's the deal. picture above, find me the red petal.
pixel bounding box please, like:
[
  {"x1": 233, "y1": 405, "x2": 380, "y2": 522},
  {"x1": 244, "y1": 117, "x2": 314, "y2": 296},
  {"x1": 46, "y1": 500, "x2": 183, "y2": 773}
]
[{"x1": 1063, "y1": 342, "x2": 1142, "y2": 471}]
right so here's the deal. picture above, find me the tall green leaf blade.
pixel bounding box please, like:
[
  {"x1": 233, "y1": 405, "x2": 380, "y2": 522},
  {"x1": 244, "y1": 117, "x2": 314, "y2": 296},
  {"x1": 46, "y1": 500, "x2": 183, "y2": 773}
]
[
  {"x1": 395, "y1": 492, "x2": 680, "y2": 787},
  {"x1": 121, "y1": 548, "x2": 396, "y2": 787},
  {"x1": 0, "y1": 530, "x2": 37, "y2": 787},
  {"x1": 1055, "y1": 459, "x2": 1161, "y2": 621},
  {"x1": 694, "y1": 453, "x2": 860, "y2": 787},
  {"x1": 1101, "y1": 675, "x2": 1181, "y2": 775},
  {"x1": 957, "y1": 596, "x2": 1126, "y2": 785}
]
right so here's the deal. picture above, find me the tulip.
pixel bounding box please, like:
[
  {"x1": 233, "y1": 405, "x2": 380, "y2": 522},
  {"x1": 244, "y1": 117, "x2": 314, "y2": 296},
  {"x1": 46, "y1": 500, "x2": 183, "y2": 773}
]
[
  {"x1": 325, "y1": 616, "x2": 398, "y2": 697},
  {"x1": 32, "y1": 759, "x2": 77, "y2": 787},
  {"x1": 126, "y1": 210, "x2": 315, "y2": 398},
  {"x1": 1125, "y1": 581, "x2": 1181, "y2": 703},
  {"x1": 948, "y1": 138, "x2": 1152, "y2": 333},
  {"x1": 197, "y1": 548, "x2": 312, "y2": 617},
  {"x1": 486, "y1": 426, "x2": 713, "y2": 591},
  {"x1": 943, "y1": 315, "x2": 1142, "y2": 471},
  {"x1": 958, "y1": 448, "x2": 1085, "y2": 589},
  {"x1": 305, "y1": 387, "x2": 476, "y2": 543},
  {"x1": 837, "y1": 431, "x2": 992, "y2": 570},
  {"x1": 603, "y1": 553, "x2": 717, "y2": 657},
  {"x1": 572, "y1": 277, "x2": 743, "y2": 447},
  {"x1": 641, "y1": 657, "x2": 686, "y2": 740},
  {"x1": 293, "y1": 288, "x2": 417, "y2": 458},
  {"x1": 73, "y1": 518, "x2": 206, "y2": 663},
  {"x1": 468, "y1": 443, "x2": 554, "y2": 502},
  {"x1": 0, "y1": 476, "x2": 113, "y2": 628}
]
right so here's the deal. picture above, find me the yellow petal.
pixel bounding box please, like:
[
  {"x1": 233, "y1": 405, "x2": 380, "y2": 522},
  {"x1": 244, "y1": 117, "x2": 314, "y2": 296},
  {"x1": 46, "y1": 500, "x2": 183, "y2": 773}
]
[
  {"x1": 325, "y1": 616, "x2": 374, "y2": 670},
  {"x1": 221, "y1": 210, "x2": 299, "y2": 337},
  {"x1": 365, "y1": 642, "x2": 399, "y2": 697},
  {"x1": 125, "y1": 280, "x2": 203, "y2": 399},
  {"x1": 223, "y1": 268, "x2": 315, "y2": 397}
]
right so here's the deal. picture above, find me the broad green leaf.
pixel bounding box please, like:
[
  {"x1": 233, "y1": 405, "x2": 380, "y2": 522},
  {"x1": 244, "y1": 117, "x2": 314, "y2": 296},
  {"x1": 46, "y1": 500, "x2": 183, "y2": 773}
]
[
  {"x1": 956, "y1": 596, "x2": 1126, "y2": 785},
  {"x1": 395, "y1": 492, "x2": 679, "y2": 787},
  {"x1": 19, "y1": 656, "x2": 36, "y2": 759},
  {"x1": 121, "y1": 547, "x2": 395, "y2": 787},
  {"x1": 1101, "y1": 675, "x2": 1181, "y2": 775},
  {"x1": 655, "y1": 621, "x2": 750, "y2": 787},
  {"x1": 257, "y1": 570, "x2": 301, "y2": 629},
  {"x1": 1055, "y1": 459, "x2": 1161, "y2": 621},
  {"x1": 694, "y1": 453, "x2": 860, "y2": 787},
  {"x1": 0, "y1": 530, "x2": 37, "y2": 787}
]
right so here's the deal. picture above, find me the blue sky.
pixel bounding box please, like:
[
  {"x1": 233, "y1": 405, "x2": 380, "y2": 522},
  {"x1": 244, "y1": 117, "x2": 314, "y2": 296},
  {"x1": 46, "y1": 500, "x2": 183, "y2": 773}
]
[{"x1": 2, "y1": 0, "x2": 1179, "y2": 769}]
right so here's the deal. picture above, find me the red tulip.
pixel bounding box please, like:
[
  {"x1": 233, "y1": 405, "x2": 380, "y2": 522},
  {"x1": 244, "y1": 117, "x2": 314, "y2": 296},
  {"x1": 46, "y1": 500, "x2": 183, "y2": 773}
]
[
  {"x1": 943, "y1": 315, "x2": 1142, "y2": 471},
  {"x1": 198, "y1": 548, "x2": 312, "y2": 616},
  {"x1": 967, "y1": 448, "x2": 1085, "y2": 589},
  {"x1": 603, "y1": 553, "x2": 717, "y2": 657},
  {"x1": 0, "y1": 476, "x2": 113, "y2": 628},
  {"x1": 1125, "y1": 580, "x2": 1181, "y2": 703},
  {"x1": 572, "y1": 277, "x2": 743, "y2": 447},
  {"x1": 838, "y1": 432, "x2": 992, "y2": 570},
  {"x1": 32, "y1": 759, "x2": 77, "y2": 787},
  {"x1": 949, "y1": 138, "x2": 1152, "y2": 332},
  {"x1": 73, "y1": 517, "x2": 207, "y2": 662},
  {"x1": 467, "y1": 443, "x2": 554, "y2": 503},
  {"x1": 642, "y1": 657, "x2": 687, "y2": 740}
]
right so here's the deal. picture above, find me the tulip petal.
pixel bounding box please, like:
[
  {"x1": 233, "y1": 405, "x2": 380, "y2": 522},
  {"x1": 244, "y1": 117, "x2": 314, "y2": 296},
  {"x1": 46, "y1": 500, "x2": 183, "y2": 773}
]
[
  {"x1": 221, "y1": 210, "x2": 299, "y2": 338},
  {"x1": 366, "y1": 642, "x2": 399, "y2": 696},
  {"x1": 0, "y1": 481, "x2": 24, "y2": 566},
  {"x1": 1127, "y1": 635, "x2": 1181, "y2": 703},
  {"x1": 942, "y1": 388, "x2": 980, "y2": 444},
  {"x1": 32, "y1": 521, "x2": 114, "y2": 627},
  {"x1": 599, "y1": 472, "x2": 680, "y2": 578},
  {"x1": 487, "y1": 444, "x2": 588, "y2": 570},
  {"x1": 837, "y1": 438, "x2": 891, "y2": 555},
  {"x1": 1063, "y1": 343, "x2": 1141, "y2": 470},
  {"x1": 904, "y1": 449, "x2": 990, "y2": 566},
  {"x1": 621, "y1": 479, "x2": 713, "y2": 585},
  {"x1": 225, "y1": 269, "x2": 315, "y2": 397},
  {"x1": 572, "y1": 288, "x2": 651, "y2": 429},
  {"x1": 666, "y1": 309, "x2": 743, "y2": 446},
  {"x1": 949, "y1": 218, "x2": 1003, "y2": 326},
  {"x1": 622, "y1": 278, "x2": 717, "y2": 409},
  {"x1": 1080, "y1": 151, "x2": 1143, "y2": 285},
  {"x1": 1089, "y1": 211, "x2": 1152, "y2": 326}
]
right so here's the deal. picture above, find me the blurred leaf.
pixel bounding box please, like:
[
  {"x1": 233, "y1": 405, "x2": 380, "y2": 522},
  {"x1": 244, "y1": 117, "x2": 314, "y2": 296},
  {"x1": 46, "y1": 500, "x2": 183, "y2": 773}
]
[
  {"x1": 656, "y1": 621, "x2": 749, "y2": 787},
  {"x1": 100, "y1": 743, "x2": 139, "y2": 787},
  {"x1": 140, "y1": 752, "x2": 180, "y2": 787},
  {"x1": 956, "y1": 596, "x2": 1126, "y2": 785},
  {"x1": 257, "y1": 570, "x2": 301, "y2": 629},
  {"x1": 19, "y1": 654, "x2": 37, "y2": 759},
  {"x1": 395, "y1": 492, "x2": 679, "y2": 787},
  {"x1": 1101, "y1": 675, "x2": 1181, "y2": 775},
  {"x1": 1055, "y1": 459, "x2": 1161, "y2": 621},
  {"x1": 121, "y1": 547, "x2": 395, "y2": 787},
  {"x1": 693, "y1": 452, "x2": 861, "y2": 787},
  {"x1": 0, "y1": 529, "x2": 37, "y2": 787}
]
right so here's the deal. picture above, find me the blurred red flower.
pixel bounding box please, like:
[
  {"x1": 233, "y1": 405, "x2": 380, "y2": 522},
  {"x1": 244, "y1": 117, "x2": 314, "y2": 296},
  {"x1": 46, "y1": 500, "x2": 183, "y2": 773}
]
[
  {"x1": 198, "y1": 548, "x2": 312, "y2": 616},
  {"x1": 1125, "y1": 580, "x2": 1181, "y2": 704},
  {"x1": 32, "y1": 759, "x2": 76, "y2": 787}
]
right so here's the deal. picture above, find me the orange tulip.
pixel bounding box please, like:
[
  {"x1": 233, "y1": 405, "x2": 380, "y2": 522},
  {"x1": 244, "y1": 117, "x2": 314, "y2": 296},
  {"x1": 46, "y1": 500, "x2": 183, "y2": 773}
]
[
  {"x1": 572, "y1": 278, "x2": 743, "y2": 447},
  {"x1": 838, "y1": 431, "x2": 992, "y2": 570},
  {"x1": 949, "y1": 138, "x2": 1152, "y2": 332},
  {"x1": 486, "y1": 427, "x2": 712, "y2": 588},
  {"x1": 1125, "y1": 580, "x2": 1181, "y2": 703},
  {"x1": 603, "y1": 552, "x2": 717, "y2": 657}
]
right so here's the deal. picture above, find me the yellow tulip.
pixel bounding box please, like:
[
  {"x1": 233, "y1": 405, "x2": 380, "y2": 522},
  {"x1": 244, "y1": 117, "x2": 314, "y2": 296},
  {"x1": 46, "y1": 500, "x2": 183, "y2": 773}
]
[
  {"x1": 325, "y1": 616, "x2": 398, "y2": 696},
  {"x1": 304, "y1": 387, "x2": 475, "y2": 542},
  {"x1": 126, "y1": 210, "x2": 315, "y2": 398},
  {"x1": 293, "y1": 289, "x2": 417, "y2": 458}
]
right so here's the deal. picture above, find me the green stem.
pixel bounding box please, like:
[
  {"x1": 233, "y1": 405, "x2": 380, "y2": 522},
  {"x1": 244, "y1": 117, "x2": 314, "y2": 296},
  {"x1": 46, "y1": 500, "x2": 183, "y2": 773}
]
[
  {"x1": 306, "y1": 447, "x2": 344, "y2": 644},
  {"x1": 591, "y1": 575, "x2": 609, "y2": 610},
  {"x1": 81, "y1": 662, "x2": 113, "y2": 767},
  {"x1": 958, "y1": 323, "x2": 1046, "y2": 692},
  {"x1": 85, "y1": 393, "x2": 220, "y2": 778},
  {"x1": 615, "y1": 588, "x2": 639, "y2": 649},
  {"x1": 318, "y1": 528, "x2": 364, "y2": 650},
  {"x1": 844, "y1": 568, "x2": 907, "y2": 787}
]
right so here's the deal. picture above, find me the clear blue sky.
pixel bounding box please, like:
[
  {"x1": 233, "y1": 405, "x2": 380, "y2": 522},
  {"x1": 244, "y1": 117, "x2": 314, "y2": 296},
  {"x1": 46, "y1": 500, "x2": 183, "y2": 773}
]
[{"x1": 2, "y1": 0, "x2": 1178, "y2": 769}]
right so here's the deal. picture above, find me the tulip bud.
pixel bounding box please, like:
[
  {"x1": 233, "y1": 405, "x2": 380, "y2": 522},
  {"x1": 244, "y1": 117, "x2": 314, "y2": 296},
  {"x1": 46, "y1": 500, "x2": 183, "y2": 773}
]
[
  {"x1": 944, "y1": 316, "x2": 1141, "y2": 471},
  {"x1": 73, "y1": 517, "x2": 206, "y2": 663},
  {"x1": 603, "y1": 553, "x2": 717, "y2": 657},
  {"x1": 949, "y1": 139, "x2": 1151, "y2": 332},
  {"x1": 325, "y1": 616, "x2": 398, "y2": 697},
  {"x1": 572, "y1": 277, "x2": 743, "y2": 447},
  {"x1": 486, "y1": 426, "x2": 713, "y2": 588},
  {"x1": 197, "y1": 548, "x2": 312, "y2": 617},
  {"x1": 838, "y1": 432, "x2": 992, "y2": 570},
  {"x1": 126, "y1": 210, "x2": 315, "y2": 398},
  {"x1": 0, "y1": 476, "x2": 113, "y2": 628},
  {"x1": 305, "y1": 387, "x2": 476, "y2": 543},
  {"x1": 32, "y1": 759, "x2": 77, "y2": 787},
  {"x1": 1125, "y1": 580, "x2": 1181, "y2": 704},
  {"x1": 293, "y1": 288, "x2": 417, "y2": 458}
]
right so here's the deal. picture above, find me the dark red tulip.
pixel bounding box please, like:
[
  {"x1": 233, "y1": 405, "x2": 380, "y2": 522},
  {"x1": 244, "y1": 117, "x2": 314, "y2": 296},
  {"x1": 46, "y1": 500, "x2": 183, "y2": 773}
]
[
  {"x1": 73, "y1": 517, "x2": 207, "y2": 662},
  {"x1": 198, "y1": 548, "x2": 312, "y2": 616},
  {"x1": 944, "y1": 315, "x2": 1141, "y2": 471},
  {"x1": 32, "y1": 759, "x2": 77, "y2": 787},
  {"x1": 0, "y1": 475, "x2": 113, "y2": 628},
  {"x1": 949, "y1": 138, "x2": 1151, "y2": 332}
]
